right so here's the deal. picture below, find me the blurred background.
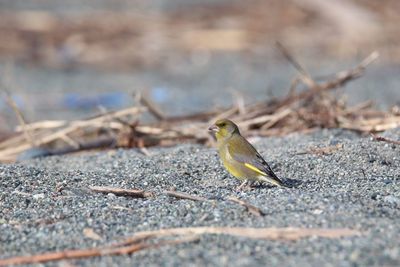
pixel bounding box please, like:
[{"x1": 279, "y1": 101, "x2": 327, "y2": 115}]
[{"x1": 0, "y1": 0, "x2": 399, "y2": 135}]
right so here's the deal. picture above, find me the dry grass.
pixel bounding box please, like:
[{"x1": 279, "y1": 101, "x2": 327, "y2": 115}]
[{"x1": 0, "y1": 48, "x2": 399, "y2": 163}]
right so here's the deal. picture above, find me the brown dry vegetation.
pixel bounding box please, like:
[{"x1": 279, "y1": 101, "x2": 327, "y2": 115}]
[
  {"x1": 0, "y1": 0, "x2": 399, "y2": 69},
  {"x1": 1, "y1": 49, "x2": 399, "y2": 163},
  {"x1": 0, "y1": 0, "x2": 399, "y2": 161}
]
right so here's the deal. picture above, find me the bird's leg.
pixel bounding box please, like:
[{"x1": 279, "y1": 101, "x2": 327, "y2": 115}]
[
  {"x1": 249, "y1": 181, "x2": 259, "y2": 188},
  {"x1": 236, "y1": 180, "x2": 248, "y2": 191}
]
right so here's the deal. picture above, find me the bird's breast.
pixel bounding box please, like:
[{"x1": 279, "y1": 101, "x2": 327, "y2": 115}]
[{"x1": 218, "y1": 146, "x2": 247, "y2": 179}]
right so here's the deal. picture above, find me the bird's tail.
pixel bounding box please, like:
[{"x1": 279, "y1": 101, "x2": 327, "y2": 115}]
[{"x1": 258, "y1": 174, "x2": 288, "y2": 187}]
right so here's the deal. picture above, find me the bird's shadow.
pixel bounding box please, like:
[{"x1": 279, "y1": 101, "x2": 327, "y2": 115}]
[
  {"x1": 251, "y1": 178, "x2": 303, "y2": 189},
  {"x1": 283, "y1": 178, "x2": 303, "y2": 188}
]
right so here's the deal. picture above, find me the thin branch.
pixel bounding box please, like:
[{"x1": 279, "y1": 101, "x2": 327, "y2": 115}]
[
  {"x1": 231, "y1": 90, "x2": 246, "y2": 115},
  {"x1": 370, "y1": 133, "x2": 400, "y2": 145},
  {"x1": 0, "y1": 235, "x2": 199, "y2": 266},
  {"x1": 137, "y1": 138, "x2": 151, "y2": 156},
  {"x1": 227, "y1": 196, "x2": 265, "y2": 216},
  {"x1": 296, "y1": 144, "x2": 344, "y2": 156},
  {"x1": 140, "y1": 91, "x2": 166, "y2": 121},
  {"x1": 0, "y1": 83, "x2": 36, "y2": 147},
  {"x1": 276, "y1": 41, "x2": 317, "y2": 88},
  {"x1": 276, "y1": 51, "x2": 379, "y2": 110},
  {"x1": 121, "y1": 226, "x2": 361, "y2": 245},
  {"x1": 89, "y1": 186, "x2": 153, "y2": 198},
  {"x1": 0, "y1": 106, "x2": 146, "y2": 160},
  {"x1": 164, "y1": 190, "x2": 208, "y2": 201}
]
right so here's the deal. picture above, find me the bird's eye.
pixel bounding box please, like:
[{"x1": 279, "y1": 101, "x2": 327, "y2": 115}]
[{"x1": 220, "y1": 123, "x2": 226, "y2": 127}]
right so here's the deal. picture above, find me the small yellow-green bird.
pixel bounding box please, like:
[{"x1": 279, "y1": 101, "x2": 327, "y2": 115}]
[{"x1": 209, "y1": 118, "x2": 286, "y2": 190}]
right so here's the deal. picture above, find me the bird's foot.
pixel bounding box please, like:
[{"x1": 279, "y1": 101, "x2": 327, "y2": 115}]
[
  {"x1": 236, "y1": 180, "x2": 255, "y2": 191},
  {"x1": 236, "y1": 180, "x2": 248, "y2": 191},
  {"x1": 249, "y1": 181, "x2": 261, "y2": 188}
]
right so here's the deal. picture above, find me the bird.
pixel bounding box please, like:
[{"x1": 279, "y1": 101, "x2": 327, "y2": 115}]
[{"x1": 208, "y1": 118, "x2": 286, "y2": 190}]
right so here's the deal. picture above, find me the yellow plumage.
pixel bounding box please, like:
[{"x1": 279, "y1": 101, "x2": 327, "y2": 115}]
[{"x1": 209, "y1": 119, "x2": 286, "y2": 189}]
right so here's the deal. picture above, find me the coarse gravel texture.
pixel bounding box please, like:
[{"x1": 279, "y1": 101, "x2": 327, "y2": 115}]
[{"x1": 0, "y1": 128, "x2": 399, "y2": 266}]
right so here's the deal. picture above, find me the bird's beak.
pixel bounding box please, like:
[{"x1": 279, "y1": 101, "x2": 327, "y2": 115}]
[{"x1": 208, "y1": 124, "x2": 219, "y2": 133}]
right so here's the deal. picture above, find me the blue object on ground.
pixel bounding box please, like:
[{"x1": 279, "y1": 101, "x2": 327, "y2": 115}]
[
  {"x1": 151, "y1": 87, "x2": 170, "y2": 103},
  {"x1": 62, "y1": 92, "x2": 129, "y2": 109},
  {"x1": 17, "y1": 147, "x2": 53, "y2": 161}
]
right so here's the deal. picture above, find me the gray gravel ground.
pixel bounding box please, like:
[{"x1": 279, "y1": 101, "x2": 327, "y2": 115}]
[{"x1": 1, "y1": 128, "x2": 399, "y2": 266}]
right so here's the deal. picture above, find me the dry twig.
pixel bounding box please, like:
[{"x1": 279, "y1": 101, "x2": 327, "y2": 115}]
[
  {"x1": 370, "y1": 133, "x2": 400, "y2": 145},
  {"x1": 139, "y1": 92, "x2": 166, "y2": 121},
  {"x1": 296, "y1": 144, "x2": 344, "y2": 156},
  {"x1": 0, "y1": 82, "x2": 36, "y2": 147},
  {"x1": 276, "y1": 41, "x2": 317, "y2": 88},
  {"x1": 165, "y1": 190, "x2": 208, "y2": 201},
  {"x1": 114, "y1": 226, "x2": 361, "y2": 249},
  {"x1": 89, "y1": 186, "x2": 153, "y2": 198},
  {"x1": 227, "y1": 196, "x2": 265, "y2": 216},
  {"x1": 0, "y1": 235, "x2": 198, "y2": 266}
]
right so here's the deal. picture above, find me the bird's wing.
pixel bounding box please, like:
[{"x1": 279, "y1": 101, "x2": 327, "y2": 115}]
[{"x1": 227, "y1": 135, "x2": 281, "y2": 181}]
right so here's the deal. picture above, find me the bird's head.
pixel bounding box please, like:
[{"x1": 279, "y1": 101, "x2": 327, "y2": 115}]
[{"x1": 208, "y1": 119, "x2": 240, "y2": 141}]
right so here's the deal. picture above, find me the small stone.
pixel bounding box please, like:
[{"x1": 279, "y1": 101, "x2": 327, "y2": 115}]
[
  {"x1": 312, "y1": 209, "x2": 323, "y2": 215},
  {"x1": 385, "y1": 247, "x2": 399, "y2": 259},
  {"x1": 383, "y1": 195, "x2": 400, "y2": 205},
  {"x1": 329, "y1": 139, "x2": 340, "y2": 145},
  {"x1": 33, "y1": 193, "x2": 45, "y2": 200},
  {"x1": 350, "y1": 251, "x2": 360, "y2": 262},
  {"x1": 371, "y1": 192, "x2": 380, "y2": 200},
  {"x1": 380, "y1": 159, "x2": 392, "y2": 166},
  {"x1": 107, "y1": 193, "x2": 117, "y2": 199}
]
